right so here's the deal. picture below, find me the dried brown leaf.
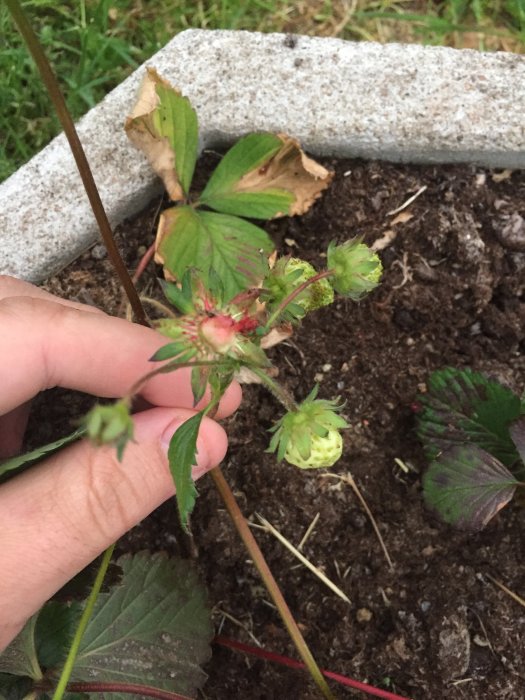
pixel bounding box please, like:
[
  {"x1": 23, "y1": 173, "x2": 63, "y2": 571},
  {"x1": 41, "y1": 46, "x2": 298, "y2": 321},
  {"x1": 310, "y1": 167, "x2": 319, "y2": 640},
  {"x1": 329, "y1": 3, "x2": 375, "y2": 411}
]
[
  {"x1": 231, "y1": 134, "x2": 333, "y2": 216},
  {"x1": 371, "y1": 229, "x2": 398, "y2": 251},
  {"x1": 491, "y1": 169, "x2": 514, "y2": 183},
  {"x1": 125, "y1": 68, "x2": 184, "y2": 201}
]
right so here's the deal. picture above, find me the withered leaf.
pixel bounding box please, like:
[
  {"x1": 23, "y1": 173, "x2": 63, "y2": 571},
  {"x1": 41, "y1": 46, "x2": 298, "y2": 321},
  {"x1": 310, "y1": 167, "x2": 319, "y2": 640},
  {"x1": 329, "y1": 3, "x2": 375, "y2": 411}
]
[
  {"x1": 200, "y1": 132, "x2": 333, "y2": 218},
  {"x1": 125, "y1": 68, "x2": 198, "y2": 202}
]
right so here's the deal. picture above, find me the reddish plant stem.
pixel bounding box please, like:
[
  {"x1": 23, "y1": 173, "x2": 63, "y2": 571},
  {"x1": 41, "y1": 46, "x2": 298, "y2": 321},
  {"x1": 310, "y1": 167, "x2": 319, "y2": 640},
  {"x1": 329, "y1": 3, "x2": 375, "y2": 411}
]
[
  {"x1": 133, "y1": 242, "x2": 156, "y2": 284},
  {"x1": 265, "y1": 269, "x2": 334, "y2": 329},
  {"x1": 214, "y1": 636, "x2": 413, "y2": 700},
  {"x1": 35, "y1": 681, "x2": 191, "y2": 700}
]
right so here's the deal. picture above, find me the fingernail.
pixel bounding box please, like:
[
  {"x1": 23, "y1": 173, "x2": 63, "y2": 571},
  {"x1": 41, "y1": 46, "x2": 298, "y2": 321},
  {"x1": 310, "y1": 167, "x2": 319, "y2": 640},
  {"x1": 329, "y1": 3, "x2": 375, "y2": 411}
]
[{"x1": 160, "y1": 417, "x2": 211, "y2": 472}]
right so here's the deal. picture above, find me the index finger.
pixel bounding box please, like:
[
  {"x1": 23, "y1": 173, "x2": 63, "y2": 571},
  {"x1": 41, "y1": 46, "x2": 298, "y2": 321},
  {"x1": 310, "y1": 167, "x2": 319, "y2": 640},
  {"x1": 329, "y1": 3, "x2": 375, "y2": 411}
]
[{"x1": 0, "y1": 295, "x2": 241, "y2": 418}]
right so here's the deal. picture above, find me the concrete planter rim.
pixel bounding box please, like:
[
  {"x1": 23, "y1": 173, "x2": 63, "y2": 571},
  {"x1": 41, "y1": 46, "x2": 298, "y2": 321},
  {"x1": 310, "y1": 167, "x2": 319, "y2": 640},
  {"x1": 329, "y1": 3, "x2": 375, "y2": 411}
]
[{"x1": 1, "y1": 28, "x2": 523, "y2": 282}]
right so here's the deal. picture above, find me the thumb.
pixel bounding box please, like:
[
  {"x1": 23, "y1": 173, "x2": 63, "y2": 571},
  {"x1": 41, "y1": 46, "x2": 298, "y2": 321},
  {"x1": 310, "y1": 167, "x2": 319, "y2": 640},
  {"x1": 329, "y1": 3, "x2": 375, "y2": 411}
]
[{"x1": 0, "y1": 407, "x2": 226, "y2": 648}]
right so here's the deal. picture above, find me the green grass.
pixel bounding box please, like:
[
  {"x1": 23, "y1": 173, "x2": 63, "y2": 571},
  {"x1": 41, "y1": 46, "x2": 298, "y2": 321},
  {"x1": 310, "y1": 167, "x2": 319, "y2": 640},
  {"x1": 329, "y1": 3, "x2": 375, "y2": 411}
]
[{"x1": 1, "y1": 0, "x2": 523, "y2": 182}]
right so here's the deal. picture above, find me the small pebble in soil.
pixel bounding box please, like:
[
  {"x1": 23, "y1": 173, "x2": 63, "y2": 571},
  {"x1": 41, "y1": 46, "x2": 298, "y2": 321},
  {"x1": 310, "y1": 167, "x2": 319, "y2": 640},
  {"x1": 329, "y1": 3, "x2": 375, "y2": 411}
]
[
  {"x1": 420, "y1": 601, "x2": 431, "y2": 613},
  {"x1": 91, "y1": 244, "x2": 107, "y2": 260},
  {"x1": 495, "y1": 212, "x2": 525, "y2": 251},
  {"x1": 356, "y1": 608, "x2": 373, "y2": 623}
]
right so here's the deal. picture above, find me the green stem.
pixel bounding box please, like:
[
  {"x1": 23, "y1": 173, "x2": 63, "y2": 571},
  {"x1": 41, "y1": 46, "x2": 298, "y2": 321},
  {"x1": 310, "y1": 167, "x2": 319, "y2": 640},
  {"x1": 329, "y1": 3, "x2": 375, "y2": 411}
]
[
  {"x1": 249, "y1": 367, "x2": 298, "y2": 413},
  {"x1": 265, "y1": 269, "x2": 334, "y2": 330},
  {"x1": 210, "y1": 467, "x2": 337, "y2": 700},
  {"x1": 51, "y1": 545, "x2": 115, "y2": 700},
  {"x1": 4, "y1": 0, "x2": 148, "y2": 327}
]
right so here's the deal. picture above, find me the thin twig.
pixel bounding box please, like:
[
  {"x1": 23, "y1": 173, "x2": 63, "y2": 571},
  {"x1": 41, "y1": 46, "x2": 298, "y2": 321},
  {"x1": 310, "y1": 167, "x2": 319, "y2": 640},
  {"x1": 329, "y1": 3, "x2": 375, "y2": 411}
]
[
  {"x1": 297, "y1": 512, "x2": 320, "y2": 551},
  {"x1": 386, "y1": 186, "x2": 427, "y2": 216},
  {"x1": 321, "y1": 472, "x2": 394, "y2": 571},
  {"x1": 254, "y1": 513, "x2": 351, "y2": 604},
  {"x1": 485, "y1": 573, "x2": 525, "y2": 608},
  {"x1": 214, "y1": 607, "x2": 262, "y2": 647}
]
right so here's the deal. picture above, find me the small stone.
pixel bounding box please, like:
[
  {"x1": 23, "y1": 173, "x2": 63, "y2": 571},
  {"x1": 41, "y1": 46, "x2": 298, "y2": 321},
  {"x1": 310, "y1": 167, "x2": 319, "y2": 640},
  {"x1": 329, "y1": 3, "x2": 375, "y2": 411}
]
[
  {"x1": 495, "y1": 213, "x2": 525, "y2": 251},
  {"x1": 420, "y1": 601, "x2": 431, "y2": 613},
  {"x1": 475, "y1": 172, "x2": 486, "y2": 186},
  {"x1": 322, "y1": 363, "x2": 332, "y2": 372},
  {"x1": 314, "y1": 372, "x2": 324, "y2": 382},
  {"x1": 437, "y1": 609, "x2": 471, "y2": 679},
  {"x1": 336, "y1": 381, "x2": 345, "y2": 390},
  {"x1": 356, "y1": 608, "x2": 373, "y2": 623},
  {"x1": 91, "y1": 244, "x2": 107, "y2": 260}
]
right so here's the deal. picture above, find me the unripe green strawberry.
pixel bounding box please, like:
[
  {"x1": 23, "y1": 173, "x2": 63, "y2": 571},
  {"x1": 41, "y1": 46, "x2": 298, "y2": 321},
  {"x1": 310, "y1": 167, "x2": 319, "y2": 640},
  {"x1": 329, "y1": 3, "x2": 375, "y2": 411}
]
[
  {"x1": 263, "y1": 257, "x2": 334, "y2": 321},
  {"x1": 284, "y1": 428, "x2": 343, "y2": 469},
  {"x1": 268, "y1": 386, "x2": 347, "y2": 470},
  {"x1": 284, "y1": 258, "x2": 334, "y2": 312},
  {"x1": 327, "y1": 239, "x2": 382, "y2": 300}
]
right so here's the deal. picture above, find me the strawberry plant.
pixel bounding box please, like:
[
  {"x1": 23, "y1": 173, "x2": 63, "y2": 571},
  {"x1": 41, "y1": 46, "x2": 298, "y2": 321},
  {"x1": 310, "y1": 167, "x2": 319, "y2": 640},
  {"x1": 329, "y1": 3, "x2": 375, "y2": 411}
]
[
  {"x1": 416, "y1": 367, "x2": 525, "y2": 531},
  {"x1": 90, "y1": 68, "x2": 383, "y2": 529}
]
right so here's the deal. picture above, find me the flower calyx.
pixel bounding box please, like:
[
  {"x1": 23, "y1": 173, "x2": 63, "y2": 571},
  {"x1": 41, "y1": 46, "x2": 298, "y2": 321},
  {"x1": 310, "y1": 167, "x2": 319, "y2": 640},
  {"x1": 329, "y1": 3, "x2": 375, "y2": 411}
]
[
  {"x1": 268, "y1": 386, "x2": 348, "y2": 469},
  {"x1": 327, "y1": 239, "x2": 382, "y2": 300}
]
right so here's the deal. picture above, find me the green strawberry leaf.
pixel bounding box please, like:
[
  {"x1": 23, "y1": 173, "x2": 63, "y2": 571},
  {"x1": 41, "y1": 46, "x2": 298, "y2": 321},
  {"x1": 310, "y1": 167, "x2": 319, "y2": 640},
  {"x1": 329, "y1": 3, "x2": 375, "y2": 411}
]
[
  {"x1": 156, "y1": 206, "x2": 273, "y2": 300},
  {"x1": 126, "y1": 68, "x2": 198, "y2": 201},
  {"x1": 423, "y1": 444, "x2": 518, "y2": 531},
  {"x1": 159, "y1": 278, "x2": 195, "y2": 314},
  {"x1": 0, "y1": 674, "x2": 33, "y2": 700},
  {"x1": 417, "y1": 367, "x2": 521, "y2": 467},
  {"x1": 0, "y1": 617, "x2": 41, "y2": 680},
  {"x1": 35, "y1": 601, "x2": 81, "y2": 671},
  {"x1": 200, "y1": 132, "x2": 332, "y2": 218},
  {"x1": 0, "y1": 427, "x2": 85, "y2": 482},
  {"x1": 153, "y1": 81, "x2": 198, "y2": 197},
  {"x1": 63, "y1": 552, "x2": 212, "y2": 698},
  {"x1": 150, "y1": 342, "x2": 196, "y2": 363},
  {"x1": 168, "y1": 411, "x2": 205, "y2": 530},
  {"x1": 191, "y1": 366, "x2": 209, "y2": 406}
]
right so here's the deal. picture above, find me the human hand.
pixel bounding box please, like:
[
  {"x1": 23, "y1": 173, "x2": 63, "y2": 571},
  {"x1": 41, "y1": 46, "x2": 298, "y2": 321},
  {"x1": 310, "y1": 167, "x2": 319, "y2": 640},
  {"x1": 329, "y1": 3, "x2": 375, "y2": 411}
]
[{"x1": 0, "y1": 276, "x2": 241, "y2": 650}]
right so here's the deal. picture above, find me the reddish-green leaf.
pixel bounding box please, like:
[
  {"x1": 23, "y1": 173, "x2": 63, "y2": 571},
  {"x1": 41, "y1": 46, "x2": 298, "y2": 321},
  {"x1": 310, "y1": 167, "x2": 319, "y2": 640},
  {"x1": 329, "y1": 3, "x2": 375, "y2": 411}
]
[
  {"x1": 417, "y1": 367, "x2": 521, "y2": 467},
  {"x1": 423, "y1": 444, "x2": 518, "y2": 531},
  {"x1": 509, "y1": 415, "x2": 525, "y2": 464}
]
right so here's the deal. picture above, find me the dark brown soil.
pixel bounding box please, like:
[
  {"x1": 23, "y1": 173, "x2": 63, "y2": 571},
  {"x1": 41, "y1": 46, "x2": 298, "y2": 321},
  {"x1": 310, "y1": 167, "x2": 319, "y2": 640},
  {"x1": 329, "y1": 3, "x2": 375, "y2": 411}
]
[{"x1": 36, "y1": 156, "x2": 525, "y2": 699}]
